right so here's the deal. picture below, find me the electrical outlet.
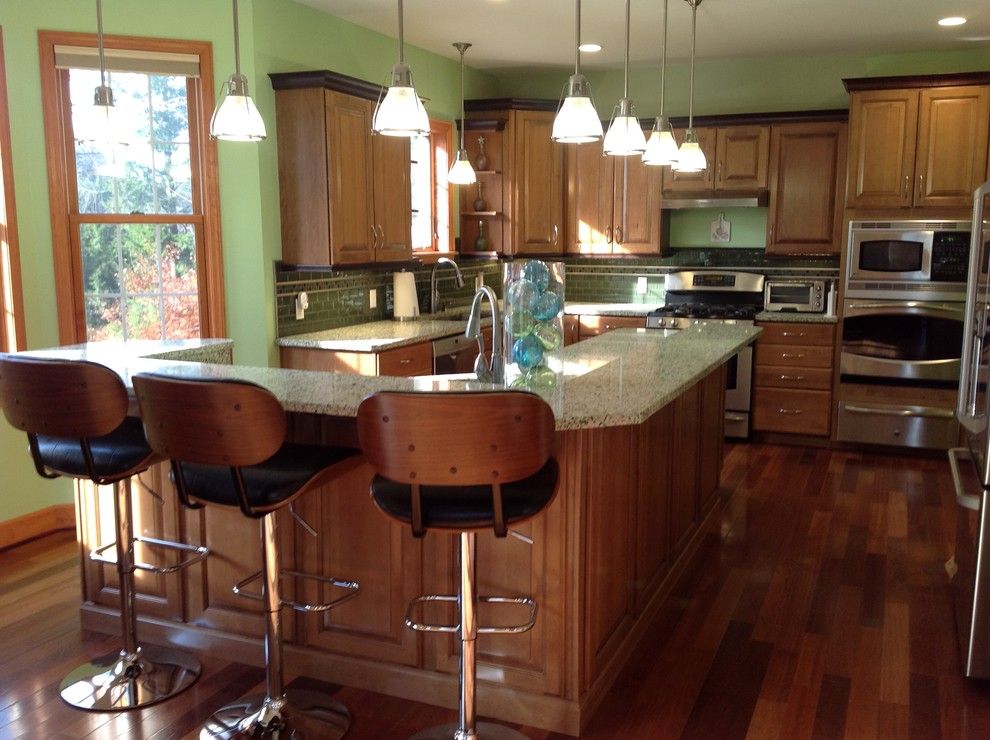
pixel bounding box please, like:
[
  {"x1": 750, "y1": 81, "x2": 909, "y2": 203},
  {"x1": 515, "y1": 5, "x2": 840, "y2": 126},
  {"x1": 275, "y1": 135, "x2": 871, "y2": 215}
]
[
  {"x1": 475, "y1": 274, "x2": 484, "y2": 291},
  {"x1": 369, "y1": 288, "x2": 377, "y2": 309},
  {"x1": 636, "y1": 277, "x2": 649, "y2": 295}
]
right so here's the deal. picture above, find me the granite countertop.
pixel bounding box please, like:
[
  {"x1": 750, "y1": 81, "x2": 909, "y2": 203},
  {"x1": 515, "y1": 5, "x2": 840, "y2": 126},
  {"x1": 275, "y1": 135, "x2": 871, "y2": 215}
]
[
  {"x1": 754, "y1": 311, "x2": 838, "y2": 324},
  {"x1": 19, "y1": 326, "x2": 758, "y2": 432}
]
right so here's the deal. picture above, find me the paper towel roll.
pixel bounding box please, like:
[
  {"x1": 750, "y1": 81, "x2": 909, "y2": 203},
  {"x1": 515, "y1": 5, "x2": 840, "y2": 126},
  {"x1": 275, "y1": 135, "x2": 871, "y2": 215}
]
[{"x1": 393, "y1": 271, "x2": 420, "y2": 320}]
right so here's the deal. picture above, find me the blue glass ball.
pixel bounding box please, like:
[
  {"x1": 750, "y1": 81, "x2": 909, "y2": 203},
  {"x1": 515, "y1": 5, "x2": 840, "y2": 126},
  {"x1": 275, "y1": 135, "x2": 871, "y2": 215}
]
[
  {"x1": 522, "y1": 260, "x2": 551, "y2": 291},
  {"x1": 513, "y1": 334, "x2": 544, "y2": 370},
  {"x1": 506, "y1": 278, "x2": 538, "y2": 311},
  {"x1": 530, "y1": 291, "x2": 562, "y2": 321}
]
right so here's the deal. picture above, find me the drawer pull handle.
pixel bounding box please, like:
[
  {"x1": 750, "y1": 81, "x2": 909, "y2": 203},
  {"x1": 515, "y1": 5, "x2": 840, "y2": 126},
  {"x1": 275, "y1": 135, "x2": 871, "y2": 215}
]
[
  {"x1": 780, "y1": 353, "x2": 805, "y2": 359},
  {"x1": 399, "y1": 358, "x2": 412, "y2": 364},
  {"x1": 777, "y1": 408, "x2": 803, "y2": 415},
  {"x1": 781, "y1": 332, "x2": 806, "y2": 338},
  {"x1": 778, "y1": 374, "x2": 805, "y2": 381}
]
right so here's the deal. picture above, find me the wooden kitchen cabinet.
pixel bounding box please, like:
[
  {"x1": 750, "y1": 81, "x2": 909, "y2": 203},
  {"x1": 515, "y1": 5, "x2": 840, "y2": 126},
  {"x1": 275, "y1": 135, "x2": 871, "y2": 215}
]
[
  {"x1": 663, "y1": 125, "x2": 769, "y2": 193},
  {"x1": 845, "y1": 81, "x2": 990, "y2": 209},
  {"x1": 566, "y1": 137, "x2": 662, "y2": 255},
  {"x1": 766, "y1": 121, "x2": 847, "y2": 256},
  {"x1": 752, "y1": 321, "x2": 835, "y2": 437},
  {"x1": 578, "y1": 314, "x2": 645, "y2": 339},
  {"x1": 281, "y1": 341, "x2": 433, "y2": 377},
  {"x1": 511, "y1": 110, "x2": 564, "y2": 254},
  {"x1": 272, "y1": 75, "x2": 412, "y2": 266}
]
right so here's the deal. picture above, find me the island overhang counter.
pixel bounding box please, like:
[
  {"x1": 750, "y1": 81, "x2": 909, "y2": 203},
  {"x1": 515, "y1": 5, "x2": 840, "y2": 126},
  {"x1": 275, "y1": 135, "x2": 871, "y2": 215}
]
[{"x1": 11, "y1": 325, "x2": 758, "y2": 736}]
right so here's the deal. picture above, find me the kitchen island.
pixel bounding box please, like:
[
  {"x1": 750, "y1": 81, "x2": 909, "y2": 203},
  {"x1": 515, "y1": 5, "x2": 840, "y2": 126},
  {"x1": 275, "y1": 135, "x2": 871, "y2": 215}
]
[{"x1": 19, "y1": 324, "x2": 757, "y2": 735}]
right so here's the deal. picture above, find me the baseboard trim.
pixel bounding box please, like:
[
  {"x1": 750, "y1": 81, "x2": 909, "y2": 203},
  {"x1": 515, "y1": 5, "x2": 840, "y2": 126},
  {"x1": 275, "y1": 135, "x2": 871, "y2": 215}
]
[{"x1": 0, "y1": 503, "x2": 76, "y2": 550}]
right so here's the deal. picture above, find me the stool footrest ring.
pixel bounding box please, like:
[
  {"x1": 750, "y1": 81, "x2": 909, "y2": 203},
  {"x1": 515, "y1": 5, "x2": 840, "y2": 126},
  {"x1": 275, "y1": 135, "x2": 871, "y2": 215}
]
[
  {"x1": 90, "y1": 536, "x2": 209, "y2": 575},
  {"x1": 404, "y1": 594, "x2": 538, "y2": 634},
  {"x1": 231, "y1": 569, "x2": 360, "y2": 613}
]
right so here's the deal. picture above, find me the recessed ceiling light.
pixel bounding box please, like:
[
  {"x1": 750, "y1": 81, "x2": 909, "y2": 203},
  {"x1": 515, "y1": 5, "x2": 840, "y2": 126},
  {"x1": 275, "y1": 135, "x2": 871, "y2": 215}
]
[
  {"x1": 578, "y1": 43, "x2": 602, "y2": 53},
  {"x1": 938, "y1": 16, "x2": 967, "y2": 27}
]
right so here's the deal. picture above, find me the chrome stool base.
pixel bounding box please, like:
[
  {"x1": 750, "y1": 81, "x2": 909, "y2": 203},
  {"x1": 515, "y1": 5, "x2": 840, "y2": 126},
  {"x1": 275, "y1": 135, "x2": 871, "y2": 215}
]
[
  {"x1": 59, "y1": 645, "x2": 201, "y2": 711},
  {"x1": 199, "y1": 689, "x2": 350, "y2": 739},
  {"x1": 410, "y1": 722, "x2": 530, "y2": 740}
]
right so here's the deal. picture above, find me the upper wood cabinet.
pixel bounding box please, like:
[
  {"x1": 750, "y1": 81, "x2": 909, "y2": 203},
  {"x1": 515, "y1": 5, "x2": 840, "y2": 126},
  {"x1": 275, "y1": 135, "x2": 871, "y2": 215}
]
[
  {"x1": 510, "y1": 110, "x2": 564, "y2": 254},
  {"x1": 566, "y1": 136, "x2": 662, "y2": 255},
  {"x1": 766, "y1": 121, "x2": 848, "y2": 256},
  {"x1": 845, "y1": 82, "x2": 990, "y2": 209},
  {"x1": 663, "y1": 125, "x2": 769, "y2": 193},
  {"x1": 273, "y1": 78, "x2": 412, "y2": 266}
]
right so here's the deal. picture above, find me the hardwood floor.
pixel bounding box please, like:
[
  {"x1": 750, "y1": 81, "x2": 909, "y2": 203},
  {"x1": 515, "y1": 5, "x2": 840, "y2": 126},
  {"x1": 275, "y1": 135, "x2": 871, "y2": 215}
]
[{"x1": 2, "y1": 443, "x2": 990, "y2": 738}]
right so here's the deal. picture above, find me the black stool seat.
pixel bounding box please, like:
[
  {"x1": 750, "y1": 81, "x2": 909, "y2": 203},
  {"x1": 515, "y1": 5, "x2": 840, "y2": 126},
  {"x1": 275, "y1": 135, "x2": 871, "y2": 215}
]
[
  {"x1": 36, "y1": 416, "x2": 156, "y2": 482},
  {"x1": 370, "y1": 459, "x2": 558, "y2": 531},
  {"x1": 176, "y1": 442, "x2": 357, "y2": 512}
]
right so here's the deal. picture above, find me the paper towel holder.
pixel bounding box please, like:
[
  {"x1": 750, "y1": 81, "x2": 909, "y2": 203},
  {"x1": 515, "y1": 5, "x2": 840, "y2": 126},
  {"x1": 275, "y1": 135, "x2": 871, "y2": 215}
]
[{"x1": 392, "y1": 270, "x2": 420, "y2": 321}]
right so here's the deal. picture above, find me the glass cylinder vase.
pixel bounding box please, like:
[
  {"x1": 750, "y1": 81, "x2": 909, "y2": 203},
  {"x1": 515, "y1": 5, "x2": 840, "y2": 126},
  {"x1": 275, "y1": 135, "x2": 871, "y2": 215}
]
[{"x1": 502, "y1": 259, "x2": 565, "y2": 390}]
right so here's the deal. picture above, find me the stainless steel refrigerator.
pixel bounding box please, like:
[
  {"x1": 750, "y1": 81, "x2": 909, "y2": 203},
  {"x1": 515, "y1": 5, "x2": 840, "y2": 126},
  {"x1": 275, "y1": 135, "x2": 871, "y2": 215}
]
[{"x1": 951, "y1": 179, "x2": 990, "y2": 678}]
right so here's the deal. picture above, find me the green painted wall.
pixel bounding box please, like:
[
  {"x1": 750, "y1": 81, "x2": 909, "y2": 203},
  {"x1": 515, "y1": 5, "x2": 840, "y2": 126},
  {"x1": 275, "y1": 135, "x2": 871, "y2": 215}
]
[{"x1": 667, "y1": 208, "x2": 769, "y2": 248}]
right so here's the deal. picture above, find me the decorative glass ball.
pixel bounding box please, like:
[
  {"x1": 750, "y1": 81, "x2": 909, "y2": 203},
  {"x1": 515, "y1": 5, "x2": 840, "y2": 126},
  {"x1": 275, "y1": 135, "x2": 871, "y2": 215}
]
[
  {"x1": 522, "y1": 260, "x2": 551, "y2": 292},
  {"x1": 513, "y1": 334, "x2": 544, "y2": 370},
  {"x1": 508, "y1": 308, "x2": 535, "y2": 338},
  {"x1": 533, "y1": 322, "x2": 562, "y2": 350},
  {"x1": 507, "y1": 278, "x2": 538, "y2": 311},
  {"x1": 526, "y1": 364, "x2": 558, "y2": 390},
  {"x1": 530, "y1": 291, "x2": 562, "y2": 321}
]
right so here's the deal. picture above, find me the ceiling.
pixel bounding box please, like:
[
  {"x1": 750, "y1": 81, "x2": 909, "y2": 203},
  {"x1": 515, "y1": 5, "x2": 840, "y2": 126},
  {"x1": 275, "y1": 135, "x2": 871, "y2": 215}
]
[{"x1": 295, "y1": 0, "x2": 990, "y2": 71}]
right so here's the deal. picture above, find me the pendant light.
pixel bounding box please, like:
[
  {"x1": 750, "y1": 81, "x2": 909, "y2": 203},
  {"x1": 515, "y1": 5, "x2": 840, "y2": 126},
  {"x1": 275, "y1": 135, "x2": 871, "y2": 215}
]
[
  {"x1": 603, "y1": 0, "x2": 647, "y2": 156},
  {"x1": 642, "y1": 0, "x2": 679, "y2": 166},
  {"x1": 551, "y1": 0, "x2": 603, "y2": 144},
  {"x1": 673, "y1": 0, "x2": 707, "y2": 172},
  {"x1": 373, "y1": 0, "x2": 430, "y2": 137},
  {"x1": 91, "y1": 0, "x2": 116, "y2": 137},
  {"x1": 210, "y1": 0, "x2": 267, "y2": 141},
  {"x1": 448, "y1": 43, "x2": 476, "y2": 185}
]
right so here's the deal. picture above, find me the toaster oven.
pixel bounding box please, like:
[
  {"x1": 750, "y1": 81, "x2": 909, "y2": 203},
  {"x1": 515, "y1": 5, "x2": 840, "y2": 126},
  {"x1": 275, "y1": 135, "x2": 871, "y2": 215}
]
[{"x1": 763, "y1": 279, "x2": 826, "y2": 313}]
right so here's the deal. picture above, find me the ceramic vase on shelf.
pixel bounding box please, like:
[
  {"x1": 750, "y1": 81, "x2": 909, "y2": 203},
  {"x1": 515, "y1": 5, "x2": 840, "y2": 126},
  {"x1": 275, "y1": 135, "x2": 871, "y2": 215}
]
[
  {"x1": 472, "y1": 181, "x2": 488, "y2": 212},
  {"x1": 503, "y1": 259, "x2": 564, "y2": 391},
  {"x1": 474, "y1": 135, "x2": 489, "y2": 171},
  {"x1": 474, "y1": 220, "x2": 489, "y2": 251}
]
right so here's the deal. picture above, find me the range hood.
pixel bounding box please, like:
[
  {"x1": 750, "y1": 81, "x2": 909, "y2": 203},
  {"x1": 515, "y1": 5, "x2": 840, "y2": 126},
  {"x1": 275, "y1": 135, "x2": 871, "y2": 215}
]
[{"x1": 662, "y1": 192, "x2": 769, "y2": 209}]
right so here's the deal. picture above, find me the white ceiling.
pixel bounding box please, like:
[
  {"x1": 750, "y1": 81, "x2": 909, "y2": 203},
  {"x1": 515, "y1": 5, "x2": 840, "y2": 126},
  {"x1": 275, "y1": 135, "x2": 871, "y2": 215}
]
[{"x1": 294, "y1": 0, "x2": 990, "y2": 71}]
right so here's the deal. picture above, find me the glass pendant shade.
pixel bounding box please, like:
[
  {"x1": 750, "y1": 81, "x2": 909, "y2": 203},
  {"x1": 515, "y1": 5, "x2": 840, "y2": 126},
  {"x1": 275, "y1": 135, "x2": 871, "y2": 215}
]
[
  {"x1": 603, "y1": 100, "x2": 647, "y2": 156},
  {"x1": 674, "y1": 130, "x2": 707, "y2": 172},
  {"x1": 373, "y1": 63, "x2": 430, "y2": 137},
  {"x1": 552, "y1": 74, "x2": 603, "y2": 143},
  {"x1": 211, "y1": 75, "x2": 267, "y2": 141},
  {"x1": 642, "y1": 118, "x2": 679, "y2": 166},
  {"x1": 448, "y1": 149, "x2": 476, "y2": 184}
]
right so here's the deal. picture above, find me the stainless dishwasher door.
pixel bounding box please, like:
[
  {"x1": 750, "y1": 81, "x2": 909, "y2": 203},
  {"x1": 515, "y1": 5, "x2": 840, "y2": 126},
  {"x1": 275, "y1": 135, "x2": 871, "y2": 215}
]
[{"x1": 432, "y1": 334, "x2": 480, "y2": 375}]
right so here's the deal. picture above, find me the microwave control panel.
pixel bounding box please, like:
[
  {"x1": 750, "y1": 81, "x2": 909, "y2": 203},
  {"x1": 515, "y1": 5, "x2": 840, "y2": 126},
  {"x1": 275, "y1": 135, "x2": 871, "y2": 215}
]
[{"x1": 931, "y1": 230, "x2": 970, "y2": 282}]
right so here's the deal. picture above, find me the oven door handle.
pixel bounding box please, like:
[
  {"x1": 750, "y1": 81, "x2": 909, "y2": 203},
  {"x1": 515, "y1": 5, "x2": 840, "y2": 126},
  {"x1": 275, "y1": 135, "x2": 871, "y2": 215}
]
[
  {"x1": 843, "y1": 404, "x2": 955, "y2": 419},
  {"x1": 844, "y1": 301, "x2": 965, "y2": 320},
  {"x1": 948, "y1": 447, "x2": 983, "y2": 511}
]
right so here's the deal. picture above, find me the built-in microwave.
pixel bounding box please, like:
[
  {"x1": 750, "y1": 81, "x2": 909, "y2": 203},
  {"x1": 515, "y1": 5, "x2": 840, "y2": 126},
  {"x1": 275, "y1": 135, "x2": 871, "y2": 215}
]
[{"x1": 846, "y1": 220, "x2": 970, "y2": 300}]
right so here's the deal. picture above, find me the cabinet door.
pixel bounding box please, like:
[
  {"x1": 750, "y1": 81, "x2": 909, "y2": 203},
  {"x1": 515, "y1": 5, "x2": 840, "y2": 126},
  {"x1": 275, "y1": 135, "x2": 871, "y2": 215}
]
[
  {"x1": 915, "y1": 86, "x2": 990, "y2": 208},
  {"x1": 326, "y1": 92, "x2": 376, "y2": 264},
  {"x1": 373, "y1": 133, "x2": 413, "y2": 261},
  {"x1": 846, "y1": 89, "x2": 919, "y2": 208},
  {"x1": 614, "y1": 139, "x2": 663, "y2": 254},
  {"x1": 511, "y1": 110, "x2": 564, "y2": 254},
  {"x1": 662, "y1": 126, "x2": 716, "y2": 192},
  {"x1": 715, "y1": 125, "x2": 769, "y2": 190},
  {"x1": 566, "y1": 138, "x2": 613, "y2": 254},
  {"x1": 766, "y1": 122, "x2": 847, "y2": 256}
]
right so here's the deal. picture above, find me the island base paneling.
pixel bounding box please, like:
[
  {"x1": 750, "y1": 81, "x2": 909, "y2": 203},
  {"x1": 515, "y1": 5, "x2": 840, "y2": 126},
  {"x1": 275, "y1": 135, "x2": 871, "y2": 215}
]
[{"x1": 76, "y1": 368, "x2": 727, "y2": 735}]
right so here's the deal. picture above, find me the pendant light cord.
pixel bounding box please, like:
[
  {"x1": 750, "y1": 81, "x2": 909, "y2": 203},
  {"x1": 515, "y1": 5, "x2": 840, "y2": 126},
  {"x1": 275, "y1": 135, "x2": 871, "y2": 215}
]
[
  {"x1": 574, "y1": 0, "x2": 581, "y2": 76},
  {"x1": 398, "y1": 0, "x2": 405, "y2": 65},
  {"x1": 658, "y1": 0, "x2": 668, "y2": 116},
  {"x1": 459, "y1": 47, "x2": 466, "y2": 149},
  {"x1": 688, "y1": 0, "x2": 698, "y2": 127},
  {"x1": 96, "y1": 0, "x2": 107, "y2": 87},
  {"x1": 232, "y1": 0, "x2": 242, "y2": 77},
  {"x1": 622, "y1": 0, "x2": 631, "y2": 99}
]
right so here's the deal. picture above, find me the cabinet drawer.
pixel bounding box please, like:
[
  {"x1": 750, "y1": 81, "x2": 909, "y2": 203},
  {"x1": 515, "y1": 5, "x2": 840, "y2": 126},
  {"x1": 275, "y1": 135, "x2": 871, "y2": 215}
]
[
  {"x1": 377, "y1": 342, "x2": 433, "y2": 376},
  {"x1": 756, "y1": 322, "x2": 835, "y2": 346},
  {"x1": 754, "y1": 365, "x2": 832, "y2": 390},
  {"x1": 753, "y1": 388, "x2": 831, "y2": 435},
  {"x1": 578, "y1": 315, "x2": 644, "y2": 338},
  {"x1": 755, "y1": 343, "x2": 833, "y2": 368}
]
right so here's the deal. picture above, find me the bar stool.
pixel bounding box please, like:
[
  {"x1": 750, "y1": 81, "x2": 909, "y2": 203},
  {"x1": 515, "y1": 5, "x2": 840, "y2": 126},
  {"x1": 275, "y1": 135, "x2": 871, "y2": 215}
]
[
  {"x1": 357, "y1": 390, "x2": 558, "y2": 740},
  {"x1": 0, "y1": 355, "x2": 207, "y2": 711},
  {"x1": 133, "y1": 372, "x2": 361, "y2": 740}
]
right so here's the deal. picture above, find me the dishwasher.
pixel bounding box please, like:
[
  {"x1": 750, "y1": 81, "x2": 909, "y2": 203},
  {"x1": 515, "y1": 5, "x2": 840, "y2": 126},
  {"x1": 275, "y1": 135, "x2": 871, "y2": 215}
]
[{"x1": 432, "y1": 334, "x2": 481, "y2": 375}]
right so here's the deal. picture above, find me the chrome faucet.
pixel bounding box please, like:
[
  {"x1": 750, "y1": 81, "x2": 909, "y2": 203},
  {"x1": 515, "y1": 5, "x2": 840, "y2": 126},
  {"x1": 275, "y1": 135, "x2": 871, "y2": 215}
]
[
  {"x1": 430, "y1": 257, "x2": 464, "y2": 314},
  {"x1": 465, "y1": 286, "x2": 504, "y2": 384}
]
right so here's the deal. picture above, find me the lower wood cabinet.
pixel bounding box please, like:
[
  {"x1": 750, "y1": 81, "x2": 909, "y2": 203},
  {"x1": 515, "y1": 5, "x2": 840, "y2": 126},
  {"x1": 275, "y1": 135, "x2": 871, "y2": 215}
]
[
  {"x1": 577, "y1": 314, "x2": 645, "y2": 339},
  {"x1": 281, "y1": 341, "x2": 433, "y2": 377},
  {"x1": 752, "y1": 321, "x2": 836, "y2": 437}
]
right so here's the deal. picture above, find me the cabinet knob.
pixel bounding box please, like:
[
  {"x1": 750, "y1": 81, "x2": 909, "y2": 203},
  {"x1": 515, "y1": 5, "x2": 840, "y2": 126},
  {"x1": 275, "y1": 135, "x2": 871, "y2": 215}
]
[
  {"x1": 903, "y1": 174, "x2": 909, "y2": 198},
  {"x1": 615, "y1": 225, "x2": 624, "y2": 244},
  {"x1": 552, "y1": 224, "x2": 559, "y2": 246},
  {"x1": 605, "y1": 225, "x2": 613, "y2": 244}
]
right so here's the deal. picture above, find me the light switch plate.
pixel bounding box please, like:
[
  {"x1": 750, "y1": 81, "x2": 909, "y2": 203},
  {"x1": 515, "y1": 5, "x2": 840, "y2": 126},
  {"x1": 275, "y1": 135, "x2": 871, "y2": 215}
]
[
  {"x1": 475, "y1": 274, "x2": 484, "y2": 290},
  {"x1": 636, "y1": 277, "x2": 649, "y2": 295},
  {"x1": 369, "y1": 288, "x2": 377, "y2": 309}
]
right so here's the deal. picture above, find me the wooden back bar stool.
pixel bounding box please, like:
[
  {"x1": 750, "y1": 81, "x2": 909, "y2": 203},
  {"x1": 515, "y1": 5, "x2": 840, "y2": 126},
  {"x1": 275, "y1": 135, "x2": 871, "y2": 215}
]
[
  {"x1": 133, "y1": 372, "x2": 361, "y2": 740},
  {"x1": 357, "y1": 391, "x2": 559, "y2": 740},
  {"x1": 0, "y1": 355, "x2": 207, "y2": 711}
]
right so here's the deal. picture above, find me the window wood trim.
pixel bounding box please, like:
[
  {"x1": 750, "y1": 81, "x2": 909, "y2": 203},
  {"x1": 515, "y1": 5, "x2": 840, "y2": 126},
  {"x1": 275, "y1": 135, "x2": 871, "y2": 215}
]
[
  {"x1": 432, "y1": 119, "x2": 455, "y2": 254},
  {"x1": 0, "y1": 28, "x2": 26, "y2": 352},
  {"x1": 37, "y1": 30, "x2": 225, "y2": 344}
]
